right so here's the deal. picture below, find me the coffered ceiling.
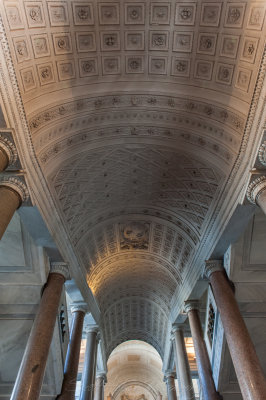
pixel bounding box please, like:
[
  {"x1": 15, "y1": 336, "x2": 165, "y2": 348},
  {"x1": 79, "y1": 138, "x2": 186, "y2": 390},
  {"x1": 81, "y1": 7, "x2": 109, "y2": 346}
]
[{"x1": 0, "y1": 0, "x2": 265, "y2": 359}]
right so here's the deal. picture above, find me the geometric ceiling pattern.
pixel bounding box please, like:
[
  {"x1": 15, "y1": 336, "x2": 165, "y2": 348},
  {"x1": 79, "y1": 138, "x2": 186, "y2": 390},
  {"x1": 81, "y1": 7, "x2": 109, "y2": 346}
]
[
  {"x1": 2, "y1": 0, "x2": 265, "y2": 100},
  {"x1": 1, "y1": 0, "x2": 265, "y2": 358}
]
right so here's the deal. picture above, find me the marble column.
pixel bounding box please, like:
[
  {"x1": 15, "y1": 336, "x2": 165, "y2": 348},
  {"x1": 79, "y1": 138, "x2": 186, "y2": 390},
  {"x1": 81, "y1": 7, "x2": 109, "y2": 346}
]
[
  {"x1": 57, "y1": 304, "x2": 87, "y2": 400},
  {"x1": 0, "y1": 178, "x2": 28, "y2": 239},
  {"x1": 0, "y1": 136, "x2": 17, "y2": 172},
  {"x1": 10, "y1": 263, "x2": 70, "y2": 400},
  {"x1": 172, "y1": 326, "x2": 195, "y2": 400},
  {"x1": 247, "y1": 175, "x2": 266, "y2": 216},
  {"x1": 80, "y1": 327, "x2": 99, "y2": 400},
  {"x1": 94, "y1": 373, "x2": 106, "y2": 400},
  {"x1": 184, "y1": 301, "x2": 221, "y2": 400},
  {"x1": 205, "y1": 260, "x2": 266, "y2": 400},
  {"x1": 0, "y1": 146, "x2": 9, "y2": 171},
  {"x1": 164, "y1": 372, "x2": 177, "y2": 400}
]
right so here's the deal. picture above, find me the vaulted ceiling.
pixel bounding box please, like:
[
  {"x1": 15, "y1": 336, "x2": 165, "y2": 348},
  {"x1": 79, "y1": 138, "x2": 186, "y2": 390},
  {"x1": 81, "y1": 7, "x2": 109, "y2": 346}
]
[{"x1": 0, "y1": 0, "x2": 265, "y2": 358}]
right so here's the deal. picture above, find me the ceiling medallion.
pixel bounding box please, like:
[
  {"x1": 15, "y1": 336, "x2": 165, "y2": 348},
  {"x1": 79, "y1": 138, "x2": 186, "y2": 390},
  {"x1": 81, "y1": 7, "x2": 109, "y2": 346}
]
[{"x1": 119, "y1": 222, "x2": 150, "y2": 250}]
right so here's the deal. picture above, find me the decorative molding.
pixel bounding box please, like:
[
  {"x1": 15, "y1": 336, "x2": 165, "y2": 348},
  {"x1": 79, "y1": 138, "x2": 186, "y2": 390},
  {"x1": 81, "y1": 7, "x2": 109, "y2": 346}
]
[
  {"x1": 164, "y1": 371, "x2": 175, "y2": 380},
  {"x1": 246, "y1": 175, "x2": 266, "y2": 205},
  {"x1": 0, "y1": 133, "x2": 18, "y2": 165},
  {"x1": 28, "y1": 94, "x2": 245, "y2": 135},
  {"x1": 70, "y1": 302, "x2": 88, "y2": 314},
  {"x1": 96, "y1": 372, "x2": 107, "y2": 382},
  {"x1": 0, "y1": 175, "x2": 29, "y2": 202},
  {"x1": 184, "y1": 299, "x2": 199, "y2": 313},
  {"x1": 50, "y1": 261, "x2": 71, "y2": 280},
  {"x1": 204, "y1": 260, "x2": 223, "y2": 279},
  {"x1": 171, "y1": 324, "x2": 182, "y2": 334},
  {"x1": 85, "y1": 325, "x2": 99, "y2": 334}
]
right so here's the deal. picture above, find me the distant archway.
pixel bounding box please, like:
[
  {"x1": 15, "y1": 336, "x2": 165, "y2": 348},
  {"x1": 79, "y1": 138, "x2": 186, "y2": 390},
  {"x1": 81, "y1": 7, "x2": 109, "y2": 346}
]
[{"x1": 105, "y1": 341, "x2": 166, "y2": 400}]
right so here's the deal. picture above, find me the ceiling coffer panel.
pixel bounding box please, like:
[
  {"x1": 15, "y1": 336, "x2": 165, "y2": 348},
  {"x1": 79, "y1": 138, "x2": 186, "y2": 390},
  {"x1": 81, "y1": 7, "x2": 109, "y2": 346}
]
[{"x1": 2, "y1": 0, "x2": 265, "y2": 104}]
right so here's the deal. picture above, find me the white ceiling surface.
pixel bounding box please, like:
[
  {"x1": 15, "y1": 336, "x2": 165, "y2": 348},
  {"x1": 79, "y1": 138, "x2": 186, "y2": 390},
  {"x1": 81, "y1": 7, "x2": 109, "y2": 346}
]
[{"x1": 1, "y1": 0, "x2": 265, "y2": 357}]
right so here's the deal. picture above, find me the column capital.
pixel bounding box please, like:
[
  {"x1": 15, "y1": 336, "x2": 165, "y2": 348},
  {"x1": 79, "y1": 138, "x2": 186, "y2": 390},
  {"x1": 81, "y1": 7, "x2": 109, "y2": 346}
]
[
  {"x1": 96, "y1": 372, "x2": 107, "y2": 383},
  {"x1": 85, "y1": 325, "x2": 99, "y2": 335},
  {"x1": 50, "y1": 262, "x2": 71, "y2": 280},
  {"x1": 258, "y1": 141, "x2": 266, "y2": 166},
  {"x1": 0, "y1": 133, "x2": 18, "y2": 165},
  {"x1": 0, "y1": 176, "x2": 29, "y2": 202},
  {"x1": 171, "y1": 324, "x2": 183, "y2": 334},
  {"x1": 71, "y1": 302, "x2": 88, "y2": 314},
  {"x1": 246, "y1": 175, "x2": 266, "y2": 205},
  {"x1": 204, "y1": 260, "x2": 223, "y2": 279},
  {"x1": 184, "y1": 300, "x2": 199, "y2": 314},
  {"x1": 164, "y1": 370, "x2": 175, "y2": 381}
]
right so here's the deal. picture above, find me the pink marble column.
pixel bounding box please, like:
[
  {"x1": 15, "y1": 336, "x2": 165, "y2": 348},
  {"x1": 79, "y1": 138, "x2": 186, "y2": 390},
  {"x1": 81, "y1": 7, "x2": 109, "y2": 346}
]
[
  {"x1": 10, "y1": 262, "x2": 70, "y2": 400},
  {"x1": 0, "y1": 146, "x2": 9, "y2": 172},
  {"x1": 57, "y1": 304, "x2": 87, "y2": 400},
  {"x1": 94, "y1": 373, "x2": 106, "y2": 400},
  {"x1": 172, "y1": 326, "x2": 195, "y2": 400},
  {"x1": 184, "y1": 301, "x2": 221, "y2": 400},
  {"x1": 205, "y1": 260, "x2": 266, "y2": 400},
  {"x1": 164, "y1": 372, "x2": 177, "y2": 400},
  {"x1": 247, "y1": 175, "x2": 266, "y2": 216}
]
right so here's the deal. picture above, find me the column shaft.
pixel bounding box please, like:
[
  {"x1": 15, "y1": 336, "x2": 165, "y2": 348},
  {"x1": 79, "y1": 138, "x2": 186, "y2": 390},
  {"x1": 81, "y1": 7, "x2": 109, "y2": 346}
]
[
  {"x1": 0, "y1": 186, "x2": 21, "y2": 239},
  {"x1": 80, "y1": 330, "x2": 98, "y2": 400},
  {"x1": 165, "y1": 375, "x2": 177, "y2": 400},
  {"x1": 58, "y1": 310, "x2": 85, "y2": 400},
  {"x1": 11, "y1": 272, "x2": 65, "y2": 400},
  {"x1": 187, "y1": 308, "x2": 220, "y2": 400},
  {"x1": 173, "y1": 329, "x2": 195, "y2": 400},
  {"x1": 210, "y1": 269, "x2": 266, "y2": 400},
  {"x1": 0, "y1": 147, "x2": 9, "y2": 172},
  {"x1": 94, "y1": 375, "x2": 105, "y2": 400}
]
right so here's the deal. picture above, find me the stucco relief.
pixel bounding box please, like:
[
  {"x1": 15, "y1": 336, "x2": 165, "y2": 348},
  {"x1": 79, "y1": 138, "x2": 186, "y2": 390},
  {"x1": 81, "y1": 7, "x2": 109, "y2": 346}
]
[
  {"x1": 120, "y1": 222, "x2": 150, "y2": 250},
  {"x1": 1, "y1": 0, "x2": 264, "y2": 99}
]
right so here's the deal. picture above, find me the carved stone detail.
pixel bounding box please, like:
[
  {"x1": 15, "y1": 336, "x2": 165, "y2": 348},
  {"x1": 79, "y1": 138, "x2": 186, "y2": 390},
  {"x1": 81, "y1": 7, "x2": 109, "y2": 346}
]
[
  {"x1": 50, "y1": 261, "x2": 71, "y2": 280},
  {"x1": 184, "y1": 300, "x2": 199, "y2": 313},
  {"x1": 71, "y1": 302, "x2": 88, "y2": 314},
  {"x1": 119, "y1": 221, "x2": 150, "y2": 250},
  {"x1": 0, "y1": 176, "x2": 29, "y2": 202},
  {"x1": 0, "y1": 134, "x2": 18, "y2": 165},
  {"x1": 204, "y1": 260, "x2": 223, "y2": 279},
  {"x1": 246, "y1": 175, "x2": 266, "y2": 205}
]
